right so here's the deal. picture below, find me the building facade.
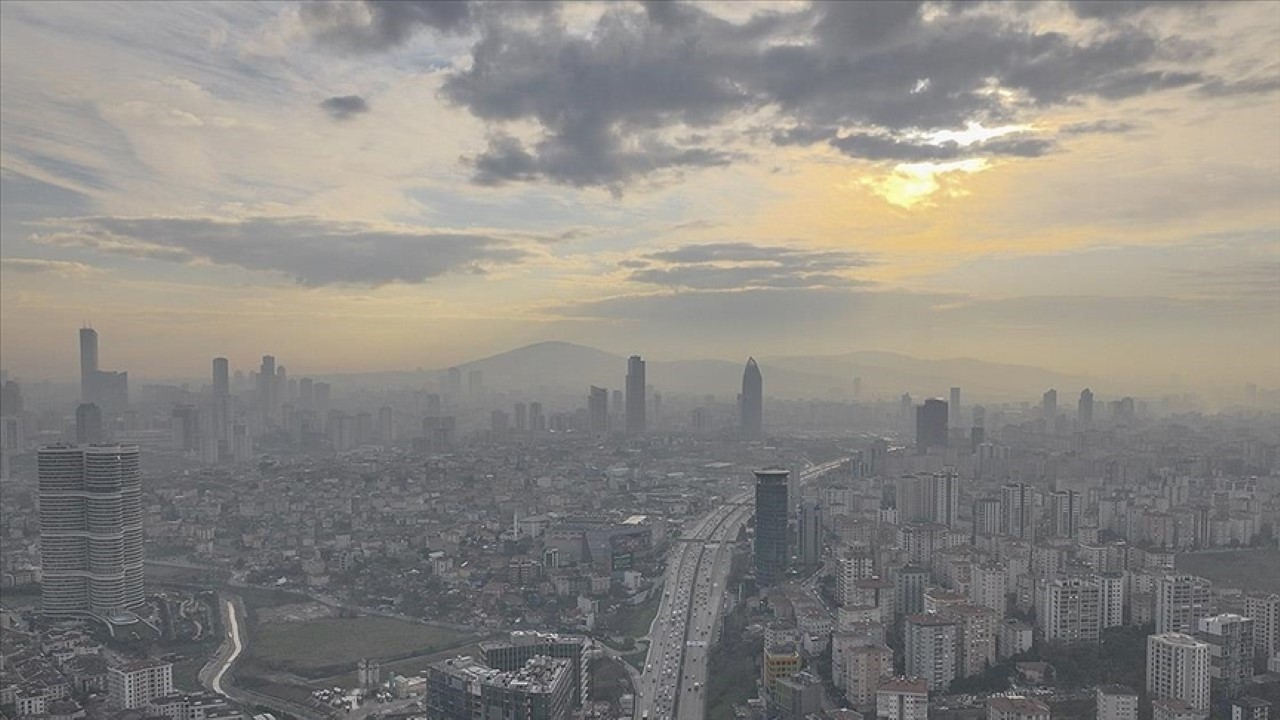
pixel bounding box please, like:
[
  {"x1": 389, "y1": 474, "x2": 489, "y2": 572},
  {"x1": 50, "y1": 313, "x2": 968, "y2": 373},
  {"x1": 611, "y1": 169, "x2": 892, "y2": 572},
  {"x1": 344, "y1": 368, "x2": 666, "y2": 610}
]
[{"x1": 39, "y1": 444, "x2": 145, "y2": 619}]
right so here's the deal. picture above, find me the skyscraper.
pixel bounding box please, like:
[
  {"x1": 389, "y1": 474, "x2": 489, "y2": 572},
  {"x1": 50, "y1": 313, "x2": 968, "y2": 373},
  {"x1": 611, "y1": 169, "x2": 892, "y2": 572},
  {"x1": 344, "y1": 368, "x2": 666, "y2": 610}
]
[
  {"x1": 80, "y1": 327, "x2": 98, "y2": 403},
  {"x1": 798, "y1": 500, "x2": 822, "y2": 566},
  {"x1": 915, "y1": 398, "x2": 948, "y2": 453},
  {"x1": 949, "y1": 387, "x2": 961, "y2": 427},
  {"x1": 212, "y1": 357, "x2": 229, "y2": 398},
  {"x1": 625, "y1": 355, "x2": 646, "y2": 435},
  {"x1": 1147, "y1": 633, "x2": 1211, "y2": 714},
  {"x1": 1042, "y1": 388, "x2": 1058, "y2": 422},
  {"x1": 905, "y1": 614, "x2": 959, "y2": 692},
  {"x1": 39, "y1": 444, "x2": 144, "y2": 619},
  {"x1": 1049, "y1": 490, "x2": 1081, "y2": 539},
  {"x1": 741, "y1": 357, "x2": 763, "y2": 438},
  {"x1": 1001, "y1": 482, "x2": 1037, "y2": 541},
  {"x1": 929, "y1": 468, "x2": 960, "y2": 528},
  {"x1": 78, "y1": 328, "x2": 128, "y2": 413},
  {"x1": 259, "y1": 355, "x2": 276, "y2": 424},
  {"x1": 1079, "y1": 388, "x2": 1094, "y2": 427},
  {"x1": 588, "y1": 386, "x2": 608, "y2": 434},
  {"x1": 75, "y1": 403, "x2": 103, "y2": 444},
  {"x1": 754, "y1": 468, "x2": 789, "y2": 585}
]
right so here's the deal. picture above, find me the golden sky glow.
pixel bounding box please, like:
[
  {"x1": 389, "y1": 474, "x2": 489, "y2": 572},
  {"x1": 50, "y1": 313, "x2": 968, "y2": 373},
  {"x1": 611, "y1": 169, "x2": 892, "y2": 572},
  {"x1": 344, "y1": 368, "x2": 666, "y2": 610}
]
[{"x1": 1, "y1": 1, "x2": 1277, "y2": 394}]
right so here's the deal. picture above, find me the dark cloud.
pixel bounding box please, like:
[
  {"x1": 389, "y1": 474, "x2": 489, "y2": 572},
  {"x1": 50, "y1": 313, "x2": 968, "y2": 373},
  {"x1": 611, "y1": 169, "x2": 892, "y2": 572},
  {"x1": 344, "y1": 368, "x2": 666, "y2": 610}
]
[
  {"x1": 301, "y1": 0, "x2": 473, "y2": 52},
  {"x1": 1199, "y1": 76, "x2": 1280, "y2": 97},
  {"x1": 1059, "y1": 119, "x2": 1139, "y2": 135},
  {"x1": 830, "y1": 132, "x2": 1055, "y2": 162},
  {"x1": 319, "y1": 95, "x2": 370, "y2": 120},
  {"x1": 305, "y1": 1, "x2": 1247, "y2": 189},
  {"x1": 626, "y1": 242, "x2": 873, "y2": 290},
  {"x1": 1065, "y1": 1, "x2": 1206, "y2": 20},
  {"x1": 32, "y1": 216, "x2": 530, "y2": 287}
]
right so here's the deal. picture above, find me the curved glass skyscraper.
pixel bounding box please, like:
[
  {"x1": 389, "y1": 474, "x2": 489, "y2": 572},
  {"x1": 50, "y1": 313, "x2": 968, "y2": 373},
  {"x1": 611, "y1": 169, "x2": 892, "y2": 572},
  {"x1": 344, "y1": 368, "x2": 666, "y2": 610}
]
[{"x1": 39, "y1": 444, "x2": 144, "y2": 619}]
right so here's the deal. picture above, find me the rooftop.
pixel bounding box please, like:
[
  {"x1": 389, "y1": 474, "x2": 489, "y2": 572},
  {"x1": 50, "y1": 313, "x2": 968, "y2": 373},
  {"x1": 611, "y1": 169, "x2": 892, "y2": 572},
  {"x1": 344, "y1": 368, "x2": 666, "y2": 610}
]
[{"x1": 877, "y1": 676, "x2": 928, "y2": 695}]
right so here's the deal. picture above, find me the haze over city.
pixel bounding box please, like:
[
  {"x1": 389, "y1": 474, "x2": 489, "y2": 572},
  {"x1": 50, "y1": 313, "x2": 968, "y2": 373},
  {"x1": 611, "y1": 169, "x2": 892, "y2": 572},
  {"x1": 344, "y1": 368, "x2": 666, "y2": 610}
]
[{"x1": 2, "y1": 3, "x2": 1280, "y2": 720}]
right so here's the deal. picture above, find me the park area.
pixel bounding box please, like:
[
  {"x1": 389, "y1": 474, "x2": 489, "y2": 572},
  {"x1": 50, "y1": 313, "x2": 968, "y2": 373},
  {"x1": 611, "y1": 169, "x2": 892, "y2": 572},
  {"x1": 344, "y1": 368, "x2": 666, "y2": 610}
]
[
  {"x1": 1175, "y1": 548, "x2": 1280, "y2": 594},
  {"x1": 246, "y1": 615, "x2": 476, "y2": 678}
]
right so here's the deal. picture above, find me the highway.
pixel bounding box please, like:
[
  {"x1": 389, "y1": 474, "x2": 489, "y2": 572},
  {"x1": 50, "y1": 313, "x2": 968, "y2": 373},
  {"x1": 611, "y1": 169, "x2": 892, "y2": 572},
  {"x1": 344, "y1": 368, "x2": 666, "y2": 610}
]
[{"x1": 635, "y1": 459, "x2": 847, "y2": 720}]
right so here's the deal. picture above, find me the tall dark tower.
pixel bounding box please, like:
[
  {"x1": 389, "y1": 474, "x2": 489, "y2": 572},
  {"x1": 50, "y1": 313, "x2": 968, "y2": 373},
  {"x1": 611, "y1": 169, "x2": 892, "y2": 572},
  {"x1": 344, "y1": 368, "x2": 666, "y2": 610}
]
[
  {"x1": 754, "y1": 468, "x2": 790, "y2": 585},
  {"x1": 915, "y1": 398, "x2": 948, "y2": 454},
  {"x1": 212, "y1": 358, "x2": 230, "y2": 397},
  {"x1": 588, "y1": 385, "x2": 608, "y2": 434},
  {"x1": 79, "y1": 327, "x2": 99, "y2": 403},
  {"x1": 741, "y1": 357, "x2": 763, "y2": 438},
  {"x1": 625, "y1": 355, "x2": 646, "y2": 435}
]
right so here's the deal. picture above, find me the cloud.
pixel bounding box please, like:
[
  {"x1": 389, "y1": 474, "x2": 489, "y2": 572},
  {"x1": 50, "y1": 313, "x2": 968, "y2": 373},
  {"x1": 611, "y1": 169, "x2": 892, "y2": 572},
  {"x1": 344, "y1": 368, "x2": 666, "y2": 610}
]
[
  {"x1": 31, "y1": 216, "x2": 532, "y2": 286},
  {"x1": 380, "y1": 1, "x2": 1236, "y2": 188},
  {"x1": 0, "y1": 258, "x2": 101, "y2": 277},
  {"x1": 319, "y1": 95, "x2": 370, "y2": 120},
  {"x1": 830, "y1": 132, "x2": 1055, "y2": 162},
  {"x1": 623, "y1": 242, "x2": 874, "y2": 290},
  {"x1": 300, "y1": 0, "x2": 473, "y2": 52},
  {"x1": 1059, "y1": 119, "x2": 1139, "y2": 135}
]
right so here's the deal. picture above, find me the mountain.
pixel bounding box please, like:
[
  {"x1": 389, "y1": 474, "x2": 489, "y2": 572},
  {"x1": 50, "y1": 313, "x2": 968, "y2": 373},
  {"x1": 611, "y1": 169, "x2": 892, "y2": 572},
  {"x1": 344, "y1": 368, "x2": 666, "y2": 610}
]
[
  {"x1": 308, "y1": 340, "x2": 1084, "y2": 402},
  {"x1": 443, "y1": 342, "x2": 839, "y2": 398}
]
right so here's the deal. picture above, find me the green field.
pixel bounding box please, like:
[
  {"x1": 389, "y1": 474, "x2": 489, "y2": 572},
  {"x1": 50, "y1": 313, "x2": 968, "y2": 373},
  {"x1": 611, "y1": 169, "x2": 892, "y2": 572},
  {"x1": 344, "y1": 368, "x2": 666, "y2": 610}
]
[
  {"x1": 1175, "y1": 549, "x2": 1280, "y2": 593},
  {"x1": 248, "y1": 616, "x2": 475, "y2": 676}
]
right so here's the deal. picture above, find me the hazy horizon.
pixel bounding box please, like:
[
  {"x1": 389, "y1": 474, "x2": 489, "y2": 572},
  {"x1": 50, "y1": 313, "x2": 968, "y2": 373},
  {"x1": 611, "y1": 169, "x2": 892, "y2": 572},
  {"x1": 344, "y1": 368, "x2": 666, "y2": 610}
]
[{"x1": 2, "y1": 1, "x2": 1278, "y2": 392}]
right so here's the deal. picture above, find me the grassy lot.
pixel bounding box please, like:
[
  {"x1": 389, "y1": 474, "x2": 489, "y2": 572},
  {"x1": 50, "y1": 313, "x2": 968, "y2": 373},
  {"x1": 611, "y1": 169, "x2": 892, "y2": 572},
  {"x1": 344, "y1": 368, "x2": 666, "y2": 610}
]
[
  {"x1": 590, "y1": 657, "x2": 635, "y2": 709},
  {"x1": 622, "y1": 649, "x2": 648, "y2": 671},
  {"x1": 312, "y1": 640, "x2": 491, "y2": 688},
  {"x1": 171, "y1": 657, "x2": 206, "y2": 692},
  {"x1": 1175, "y1": 549, "x2": 1280, "y2": 593},
  {"x1": 706, "y1": 633, "x2": 761, "y2": 720},
  {"x1": 605, "y1": 594, "x2": 660, "y2": 639},
  {"x1": 236, "y1": 585, "x2": 315, "y2": 612},
  {"x1": 247, "y1": 616, "x2": 475, "y2": 677}
]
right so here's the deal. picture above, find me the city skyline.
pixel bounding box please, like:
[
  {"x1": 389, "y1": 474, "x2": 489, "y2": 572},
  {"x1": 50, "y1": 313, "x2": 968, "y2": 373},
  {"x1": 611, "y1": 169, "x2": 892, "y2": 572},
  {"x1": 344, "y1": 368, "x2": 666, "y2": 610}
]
[
  {"x1": 1, "y1": 4, "x2": 1278, "y2": 718},
  {"x1": 1, "y1": 2, "x2": 1277, "y2": 389}
]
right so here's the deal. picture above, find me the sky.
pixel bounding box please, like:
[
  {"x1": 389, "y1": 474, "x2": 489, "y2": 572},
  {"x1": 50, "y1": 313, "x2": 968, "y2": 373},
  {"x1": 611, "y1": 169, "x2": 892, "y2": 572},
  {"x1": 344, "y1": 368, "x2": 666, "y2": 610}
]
[{"x1": 1, "y1": 0, "x2": 1277, "y2": 392}]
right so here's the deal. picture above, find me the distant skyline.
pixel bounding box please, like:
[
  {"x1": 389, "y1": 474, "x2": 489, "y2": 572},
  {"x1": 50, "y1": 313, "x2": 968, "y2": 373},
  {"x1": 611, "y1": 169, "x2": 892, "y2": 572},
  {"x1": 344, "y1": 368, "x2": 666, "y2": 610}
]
[{"x1": 1, "y1": 2, "x2": 1277, "y2": 389}]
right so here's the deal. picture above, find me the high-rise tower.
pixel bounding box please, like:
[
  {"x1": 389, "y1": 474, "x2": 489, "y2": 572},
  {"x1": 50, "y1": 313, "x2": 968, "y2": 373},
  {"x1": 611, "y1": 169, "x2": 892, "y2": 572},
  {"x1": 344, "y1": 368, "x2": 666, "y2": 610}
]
[
  {"x1": 1147, "y1": 633, "x2": 1211, "y2": 714},
  {"x1": 1043, "y1": 388, "x2": 1058, "y2": 422},
  {"x1": 741, "y1": 357, "x2": 763, "y2": 438},
  {"x1": 588, "y1": 386, "x2": 608, "y2": 434},
  {"x1": 79, "y1": 327, "x2": 99, "y2": 403},
  {"x1": 1078, "y1": 388, "x2": 1094, "y2": 427},
  {"x1": 39, "y1": 444, "x2": 144, "y2": 619},
  {"x1": 212, "y1": 358, "x2": 230, "y2": 398},
  {"x1": 625, "y1": 356, "x2": 646, "y2": 435},
  {"x1": 754, "y1": 468, "x2": 790, "y2": 585},
  {"x1": 915, "y1": 398, "x2": 948, "y2": 453}
]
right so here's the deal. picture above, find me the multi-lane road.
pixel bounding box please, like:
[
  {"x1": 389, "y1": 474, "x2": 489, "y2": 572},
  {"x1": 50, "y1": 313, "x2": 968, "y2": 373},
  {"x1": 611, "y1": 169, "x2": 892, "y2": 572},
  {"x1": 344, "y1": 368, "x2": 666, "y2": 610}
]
[{"x1": 635, "y1": 459, "x2": 847, "y2": 720}]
